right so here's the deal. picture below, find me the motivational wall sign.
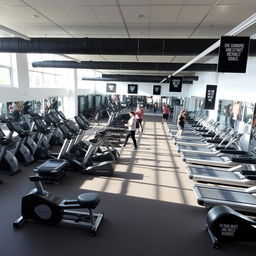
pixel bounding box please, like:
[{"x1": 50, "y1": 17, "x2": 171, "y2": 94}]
[
  {"x1": 217, "y1": 36, "x2": 250, "y2": 73},
  {"x1": 153, "y1": 85, "x2": 161, "y2": 95},
  {"x1": 106, "y1": 83, "x2": 116, "y2": 93},
  {"x1": 169, "y1": 76, "x2": 182, "y2": 92},
  {"x1": 128, "y1": 84, "x2": 138, "y2": 94},
  {"x1": 204, "y1": 85, "x2": 217, "y2": 110}
]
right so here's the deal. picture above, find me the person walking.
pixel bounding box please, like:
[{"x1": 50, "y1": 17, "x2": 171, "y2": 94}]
[
  {"x1": 176, "y1": 110, "x2": 186, "y2": 138},
  {"x1": 121, "y1": 111, "x2": 137, "y2": 150},
  {"x1": 135, "y1": 104, "x2": 144, "y2": 133},
  {"x1": 162, "y1": 104, "x2": 169, "y2": 123}
]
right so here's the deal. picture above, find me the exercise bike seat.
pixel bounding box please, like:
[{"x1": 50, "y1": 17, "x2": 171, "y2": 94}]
[{"x1": 78, "y1": 193, "x2": 101, "y2": 209}]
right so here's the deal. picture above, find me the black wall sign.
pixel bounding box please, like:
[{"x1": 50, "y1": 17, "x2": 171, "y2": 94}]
[
  {"x1": 106, "y1": 83, "x2": 116, "y2": 93},
  {"x1": 128, "y1": 84, "x2": 138, "y2": 94},
  {"x1": 169, "y1": 76, "x2": 182, "y2": 92},
  {"x1": 153, "y1": 85, "x2": 161, "y2": 95},
  {"x1": 217, "y1": 36, "x2": 250, "y2": 73},
  {"x1": 204, "y1": 85, "x2": 217, "y2": 110}
]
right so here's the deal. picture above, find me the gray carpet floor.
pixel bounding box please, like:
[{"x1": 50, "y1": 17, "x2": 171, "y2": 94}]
[{"x1": 0, "y1": 115, "x2": 255, "y2": 256}]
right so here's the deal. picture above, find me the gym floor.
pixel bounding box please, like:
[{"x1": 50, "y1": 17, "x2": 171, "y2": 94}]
[{"x1": 0, "y1": 115, "x2": 255, "y2": 256}]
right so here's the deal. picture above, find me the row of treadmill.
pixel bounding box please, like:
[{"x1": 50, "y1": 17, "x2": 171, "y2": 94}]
[
  {"x1": 169, "y1": 113, "x2": 256, "y2": 248},
  {"x1": 0, "y1": 106, "x2": 129, "y2": 184},
  {"x1": 1, "y1": 104, "x2": 130, "y2": 236}
]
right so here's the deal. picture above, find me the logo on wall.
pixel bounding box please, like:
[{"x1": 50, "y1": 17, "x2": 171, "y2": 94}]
[
  {"x1": 128, "y1": 84, "x2": 138, "y2": 94},
  {"x1": 153, "y1": 85, "x2": 161, "y2": 95},
  {"x1": 217, "y1": 36, "x2": 250, "y2": 73},
  {"x1": 204, "y1": 85, "x2": 217, "y2": 110},
  {"x1": 106, "y1": 83, "x2": 116, "y2": 93},
  {"x1": 169, "y1": 76, "x2": 182, "y2": 92}
]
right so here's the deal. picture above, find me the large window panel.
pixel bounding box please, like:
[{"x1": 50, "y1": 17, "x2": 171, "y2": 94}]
[
  {"x1": 0, "y1": 66, "x2": 11, "y2": 86},
  {"x1": 29, "y1": 71, "x2": 43, "y2": 88}
]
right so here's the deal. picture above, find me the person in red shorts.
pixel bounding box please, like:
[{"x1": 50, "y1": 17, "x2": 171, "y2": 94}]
[
  {"x1": 135, "y1": 104, "x2": 144, "y2": 133},
  {"x1": 162, "y1": 104, "x2": 169, "y2": 123}
]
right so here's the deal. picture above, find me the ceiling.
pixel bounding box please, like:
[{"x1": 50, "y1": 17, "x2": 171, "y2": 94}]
[{"x1": 1, "y1": 0, "x2": 256, "y2": 77}]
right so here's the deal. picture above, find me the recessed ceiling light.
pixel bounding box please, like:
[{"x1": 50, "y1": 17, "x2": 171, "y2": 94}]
[
  {"x1": 137, "y1": 14, "x2": 145, "y2": 18},
  {"x1": 32, "y1": 14, "x2": 40, "y2": 18}
]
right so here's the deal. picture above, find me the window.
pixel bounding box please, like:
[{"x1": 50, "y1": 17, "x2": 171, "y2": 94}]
[
  {"x1": 27, "y1": 54, "x2": 73, "y2": 88},
  {"x1": 0, "y1": 53, "x2": 14, "y2": 86}
]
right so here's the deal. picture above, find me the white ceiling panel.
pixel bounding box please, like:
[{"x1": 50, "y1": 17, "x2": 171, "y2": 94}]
[
  {"x1": 192, "y1": 24, "x2": 232, "y2": 38},
  {"x1": 172, "y1": 56, "x2": 193, "y2": 63},
  {"x1": 0, "y1": 0, "x2": 26, "y2": 6},
  {"x1": 176, "y1": 5, "x2": 212, "y2": 24},
  {"x1": 118, "y1": 0, "x2": 150, "y2": 5},
  {"x1": 170, "y1": 24, "x2": 196, "y2": 38},
  {"x1": 127, "y1": 24, "x2": 149, "y2": 36},
  {"x1": 72, "y1": 24, "x2": 107, "y2": 34},
  {"x1": 103, "y1": 55, "x2": 137, "y2": 62},
  {"x1": 121, "y1": 6, "x2": 150, "y2": 23},
  {"x1": 104, "y1": 24, "x2": 128, "y2": 35},
  {"x1": 85, "y1": 0, "x2": 117, "y2": 5},
  {"x1": 0, "y1": 6, "x2": 51, "y2": 24},
  {"x1": 150, "y1": 6, "x2": 181, "y2": 23},
  {"x1": 150, "y1": 0, "x2": 185, "y2": 5},
  {"x1": 90, "y1": 6, "x2": 123, "y2": 23},
  {"x1": 58, "y1": 6, "x2": 100, "y2": 23},
  {"x1": 203, "y1": 5, "x2": 256, "y2": 26},
  {"x1": 148, "y1": 24, "x2": 173, "y2": 37},
  {"x1": 21, "y1": 0, "x2": 59, "y2": 5},
  {"x1": 183, "y1": 0, "x2": 217, "y2": 4},
  {"x1": 137, "y1": 56, "x2": 175, "y2": 62},
  {"x1": 35, "y1": 6, "x2": 75, "y2": 23},
  {"x1": 219, "y1": 0, "x2": 256, "y2": 4}
]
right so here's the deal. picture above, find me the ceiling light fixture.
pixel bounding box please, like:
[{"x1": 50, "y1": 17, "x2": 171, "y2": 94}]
[
  {"x1": 160, "y1": 11, "x2": 256, "y2": 84},
  {"x1": 0, "y1": 24, "x2": 30, "y2": 41}
]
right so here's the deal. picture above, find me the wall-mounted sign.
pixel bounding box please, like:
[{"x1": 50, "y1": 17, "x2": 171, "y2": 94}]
[
  {"x1": 169, "y1": 76, "x2": 182, "y2": 92},
  {"x1": 153, "y1": 85, "x2": 161, "y2": 95},
  {"x1": 128, "y1": 84, "x2": 138, "y2": 94},
  {"x1": 204, "y1": 85, "x2": 217, "y2": 110},
  {"x1": 106, "y1": 83, "x2": 116, "y2": 93},
  {"x1": 217, "y1": 36, "x2": 250, "y2": 73}
]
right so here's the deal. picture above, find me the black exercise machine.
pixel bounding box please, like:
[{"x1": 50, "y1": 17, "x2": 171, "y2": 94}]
[
  {"x1": 206, "y1": 205, "x2": 256, "y2": 248},
  {"x1": 13, "y1": 176, "x2": 104, "y2": 236}
]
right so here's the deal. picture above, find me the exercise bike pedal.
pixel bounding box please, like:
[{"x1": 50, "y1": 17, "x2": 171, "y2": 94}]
[{"x1": 13, "y1": 216, "x2": 26, "y2": 228}]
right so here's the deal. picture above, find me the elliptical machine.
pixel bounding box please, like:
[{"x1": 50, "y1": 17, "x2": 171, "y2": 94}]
[
  {"x1": 206, "y1": 205, "x2": 256, "y2": 248},
  {"x1": 13, "y1": 176, "x2": 104, "y2": 236}
]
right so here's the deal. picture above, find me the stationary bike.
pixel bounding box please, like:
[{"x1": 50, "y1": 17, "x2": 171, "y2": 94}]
[
  {"x1": 206, "y1": 205, "x2": 256, "y2": 248},
  {"x1": 13, "y1": 176, "x2": 104, "y2": 236}
]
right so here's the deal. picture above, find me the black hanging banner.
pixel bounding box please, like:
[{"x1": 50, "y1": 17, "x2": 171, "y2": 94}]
[
  {"x1": 106, "y1": 83, "x2": 116, "y2": 93},
  {"x1": 169, "y1": 76, "x2": 182, "y2": 92},
  {"x1": 217, "y1": 36, "x2": 250, "y2": 73},
  {"x1": 204, "y1": 85, "x2": 217, "y2": 110},
  {"x1": 128, "y1": 84, "x2": 138, "y2": 94},
  {"x1": 153, "y1": 85, "x2": 161, "y2": 95}
]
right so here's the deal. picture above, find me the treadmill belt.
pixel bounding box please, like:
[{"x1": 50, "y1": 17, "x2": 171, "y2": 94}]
[
  {"x1": 189, "y1": 167, "x2": 239, "y2": 179},
  {"x1": 179, "y1": 146, "x2": 213, "y2": 152},
  {"x1": 185, "y1": 154, "x2": 225, "y2": 162},
  {"x1": 196, "y1": 186, "x2": 256, "y2": 205}
]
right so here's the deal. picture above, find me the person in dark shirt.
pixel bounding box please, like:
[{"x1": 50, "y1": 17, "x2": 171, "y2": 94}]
[{"x1": 176, "y1": 110, "x2": 186, "y2": 138}]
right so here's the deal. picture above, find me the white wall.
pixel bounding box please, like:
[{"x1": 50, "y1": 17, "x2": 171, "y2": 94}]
[{"x1": 79, "y1": 80, "x2": 191, "y2": 97}]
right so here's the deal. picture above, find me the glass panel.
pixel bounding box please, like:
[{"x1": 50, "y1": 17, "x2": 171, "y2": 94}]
[
  {"x1": 0, "y1": 67, "x2": 11, "y2": 85},
  {"x1": 29, "y1": 71, "x2": 43, "y2": 88},
  {"x1": 0, "y1": 53, "x2": 11, "y2": 66}
]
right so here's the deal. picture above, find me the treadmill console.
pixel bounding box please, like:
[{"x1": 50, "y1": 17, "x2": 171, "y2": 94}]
[
  {"x1": 64, "y1": 120, "x2": 79, "y2": 133},
  {"x1": 58, "y1": 122, "x2": 73, "y2": 139},
  {"x1": 58, "y1": 111, "x2": 66, "y2": 120}
]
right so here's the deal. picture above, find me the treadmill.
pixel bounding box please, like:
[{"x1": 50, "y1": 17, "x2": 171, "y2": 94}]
[
  {"x1": 187, "y1": 164, "x2": 256, "y2": 187},
  {"x1": 180, "y1": 134, "x2": 246, "y2": 168},
  {"x1": 193, "y1": 184, "x2": 256, "y2": 215}
]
